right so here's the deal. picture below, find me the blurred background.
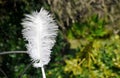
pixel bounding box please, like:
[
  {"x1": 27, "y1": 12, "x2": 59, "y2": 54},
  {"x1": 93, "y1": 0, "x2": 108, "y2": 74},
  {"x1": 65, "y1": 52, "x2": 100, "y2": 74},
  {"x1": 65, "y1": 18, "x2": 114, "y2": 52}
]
[{"x1": 0, "y1": 0, "x2": 120, "y2": 78}]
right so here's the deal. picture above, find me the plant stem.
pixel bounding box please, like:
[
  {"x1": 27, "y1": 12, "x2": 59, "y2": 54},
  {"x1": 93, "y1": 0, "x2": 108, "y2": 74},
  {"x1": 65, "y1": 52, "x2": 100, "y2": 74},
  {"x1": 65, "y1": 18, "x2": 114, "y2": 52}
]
[
  {"x1": 0, "y1": 68, "x2": 8, "y2": 78},
  {"x1": 18, "y1": 62, "x2": 33, "y2": 78},
  {"x1": 41, "y1": 66, "x2": 46, "y2": 78},
  {"x1": 0, "y1": 51, "x2": 27, "y2": 55}
]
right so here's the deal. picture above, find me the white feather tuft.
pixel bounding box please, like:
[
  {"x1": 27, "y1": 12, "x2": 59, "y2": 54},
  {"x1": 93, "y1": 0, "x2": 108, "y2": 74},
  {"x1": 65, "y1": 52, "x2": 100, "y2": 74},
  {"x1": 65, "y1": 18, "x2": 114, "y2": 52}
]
[{"x1": 21, "y1": 8, "x2": 58, "y2": 68}]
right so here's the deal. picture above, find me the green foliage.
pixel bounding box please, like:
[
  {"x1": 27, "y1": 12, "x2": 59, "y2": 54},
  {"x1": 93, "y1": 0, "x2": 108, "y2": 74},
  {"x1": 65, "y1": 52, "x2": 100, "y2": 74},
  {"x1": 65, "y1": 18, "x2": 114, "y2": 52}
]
[
  {"x1": 67, "y1": 14, "x2": 107, "y2": 40},
  {"x1": 64, "y1": 14, "x2": 120, "y2": 78}
]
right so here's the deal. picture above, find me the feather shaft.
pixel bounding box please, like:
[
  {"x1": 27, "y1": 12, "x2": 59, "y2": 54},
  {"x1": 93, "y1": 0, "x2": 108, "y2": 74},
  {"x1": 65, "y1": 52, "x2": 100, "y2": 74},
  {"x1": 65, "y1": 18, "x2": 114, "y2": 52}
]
[{"x1": 41, "y1": 67, "x2": 46, "y2": 78}]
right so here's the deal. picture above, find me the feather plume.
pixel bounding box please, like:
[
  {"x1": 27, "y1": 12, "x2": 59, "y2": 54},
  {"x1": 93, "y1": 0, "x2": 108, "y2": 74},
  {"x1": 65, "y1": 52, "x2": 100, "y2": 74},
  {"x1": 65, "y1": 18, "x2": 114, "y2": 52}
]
[{"x1": 21, "y1": 8, "x2": 58, "y2": 68}]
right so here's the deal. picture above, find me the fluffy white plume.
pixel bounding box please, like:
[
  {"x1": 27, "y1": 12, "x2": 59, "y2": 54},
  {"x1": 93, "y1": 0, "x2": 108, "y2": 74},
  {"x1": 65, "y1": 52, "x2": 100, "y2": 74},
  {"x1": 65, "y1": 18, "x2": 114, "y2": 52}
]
[{"x1": 21, "y1": 8, "x2": 58, "y2": 68}]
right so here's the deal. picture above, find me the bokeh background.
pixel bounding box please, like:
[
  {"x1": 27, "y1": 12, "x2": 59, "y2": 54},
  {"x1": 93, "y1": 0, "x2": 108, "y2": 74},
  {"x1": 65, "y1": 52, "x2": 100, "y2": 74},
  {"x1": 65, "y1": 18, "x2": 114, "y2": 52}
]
[{"x1": 0, "y1": 0, "x2": 120, "y2": 78}]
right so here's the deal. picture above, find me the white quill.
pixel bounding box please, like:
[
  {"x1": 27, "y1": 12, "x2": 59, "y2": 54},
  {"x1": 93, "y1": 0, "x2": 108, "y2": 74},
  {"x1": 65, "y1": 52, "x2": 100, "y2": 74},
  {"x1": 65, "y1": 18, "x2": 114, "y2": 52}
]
[{"x1": 21, "y1": 8, "x2": 58, "y2": 78}]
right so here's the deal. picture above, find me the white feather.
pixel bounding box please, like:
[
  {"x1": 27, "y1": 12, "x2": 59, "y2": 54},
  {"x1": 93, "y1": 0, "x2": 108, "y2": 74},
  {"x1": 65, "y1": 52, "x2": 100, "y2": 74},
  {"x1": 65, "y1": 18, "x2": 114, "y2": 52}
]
[{"x1": 21, "y1": 8, "x2": 58, "y2": 68}]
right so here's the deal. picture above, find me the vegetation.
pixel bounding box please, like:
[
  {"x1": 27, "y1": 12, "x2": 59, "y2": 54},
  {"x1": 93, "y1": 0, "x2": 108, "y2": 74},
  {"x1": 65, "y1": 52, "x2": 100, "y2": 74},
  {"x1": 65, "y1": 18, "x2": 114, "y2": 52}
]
[{"x1": 0, "y1": 0, "x2": 120, "y2": 78}]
